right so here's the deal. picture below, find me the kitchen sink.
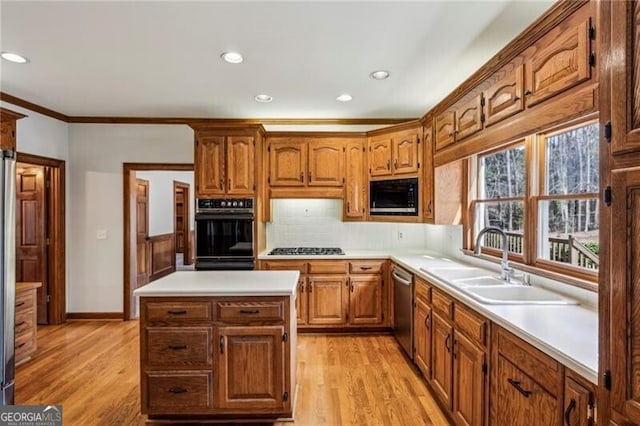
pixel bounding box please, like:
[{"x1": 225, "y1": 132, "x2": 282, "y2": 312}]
[
  {"x1": 461, "y1": 285, "x2": 579, "y2": 305},
  {"x1": 420, "y1": 266, "x2": 489, "y2": 281},
  {"x1": 452, "y1": 276, "x2": 507, "y2": 287}
]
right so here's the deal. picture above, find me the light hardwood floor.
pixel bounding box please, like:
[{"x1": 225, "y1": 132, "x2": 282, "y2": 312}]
[{"x1": 16, "y1": 321, "x2": 450, "y2": 425}]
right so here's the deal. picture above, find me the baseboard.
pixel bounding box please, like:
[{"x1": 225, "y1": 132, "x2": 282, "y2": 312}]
[{"x1": 66, "y1": 312, "x2": 124, "y2": 320}]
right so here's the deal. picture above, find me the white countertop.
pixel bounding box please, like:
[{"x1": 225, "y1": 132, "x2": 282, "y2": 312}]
[
  {"x1": 133, "y1": 270, "x2": 299, "y2": 297},
  {"x1": 259, "y1": 249, "x2": 598, "y2": 384}
]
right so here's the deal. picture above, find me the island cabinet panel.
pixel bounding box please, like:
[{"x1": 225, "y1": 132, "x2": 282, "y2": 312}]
[
  {"x1": 146, "y1": 327, "x2": 213, "y2": 367},
  {"x1": 216, "y1": 301, "x2": 285, "y2": 323},
  {"x1": 484, "y1": 63, "x2": 524, "y2": 127},
  {"x1": 307, "y1": 275, "x2": 349, "y2": 325},
  {"x1": 348, "y1": 275, "x2": 383, "y2": 325},
  {"x1": 146, "y1": 371, "x2": 213, "y2": 414},
  {"x1": 216, "y1": 326, "x2": 286, "y2": 410},
  {"x1": 145, "y1": 301, "x2": 212, "y2": 321},
  {"x1": 195, "y1": 135, "x2": 225, "y2": 196},
  {"x1": 308, "y1": 141, "x2": 344, "y2": 186}
]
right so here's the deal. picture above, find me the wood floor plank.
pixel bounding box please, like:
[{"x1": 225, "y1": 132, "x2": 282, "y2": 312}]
[{"x1": 15, "y1": 322, "x2": 451, "y2": 425}]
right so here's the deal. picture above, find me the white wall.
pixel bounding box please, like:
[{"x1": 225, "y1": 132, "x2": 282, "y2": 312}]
[
  {"x1": 135, "y1": 170, "x2": 195, "y2": 236},
  {"x1": 68, "y1": 124, "x2": 193, "y2": 313}
]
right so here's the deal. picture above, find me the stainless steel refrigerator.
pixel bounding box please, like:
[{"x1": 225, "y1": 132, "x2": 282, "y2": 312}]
[{"x1": 0, "y1": 148, "x2": 16, "y2": 405}]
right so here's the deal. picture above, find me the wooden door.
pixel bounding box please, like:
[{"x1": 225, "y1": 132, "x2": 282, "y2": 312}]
[
  {"x1": 414, "y1": 297, "x2": 432, "y2": 379},
  {"x1": 484, "y1": 63, "x2": 525, "y2": 127},
  {"x1": 344, "y1": 141, "x2": 366, "y2": 219},
  {"x1": 269, "y1": 142, "x2": 306, "y2": 186},
  {"x1": 15, "y1": 164, "x2": 48, "y2": 324},
  {"x1": 455, "y1": 94, "x2": 484, "y2": 141},
  {"x1": 348, "y1": 275, "x2": 382, "y2": 325},
  {"x1": 195, "y1": 135, "x2": 225, "y2": 196},
  {"x1": 610, "y1": 167, "x2": 640, "y2": 424},
  {"x1": 452, "y1": 331, "x2": 485, "y2": 426},
  {"x1": 0, "y1": 118, "x2": 16, "y2": 151},
  {"x1": 226, "y1": 136, "x2": 254, "y2": 195},
  {"x1": 136, "y1": 179, "x2": 150, "y2": 287},
  {"x1": 564, "y1": 376, "x2": 594, "y2": 426},
  {"x1": 307, "y1": 275, "x2": 348, "y2": 325},
  {"x1": 308, "y1": 140, "x2": 344, "y2": 186},
  {"x1": 173, "y1": 182, "x2": 190, "y2": 266},
  {"x1": 369, "y1": 136, "x2": 392, "y2": 177},
  {"x1": 610, "y1": 1, "x2": 640, "y2": 155},
  {"x1": 493, "y1": 355, "x2": 558, "y2": 426},
  {"x1": 524, "y1": 12, "x2": 591, "y2": 107},
  {"x1": 431, "y1": 312, "x2": 453, "y2": 409},
  {"x1": 435, "y1": 111, "x2": 456, "y2": 151},
  {"x1": 216, "y1": 326, "x2": 286, "y2": 411},
  {"x1": 422, "y1": 124, "x2": 434, "y2": 222},
  {"x1": 392, "y1": 129, "x2": 420, "y2": 175},
  {"x1": 296, "y1": 277, "x2": 307, "y2": 326}
]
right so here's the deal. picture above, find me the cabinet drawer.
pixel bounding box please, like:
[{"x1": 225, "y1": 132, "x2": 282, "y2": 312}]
[
  {"x1": 145, "y1": 302, "x2": 212, "y2": 321},
  {"x1": 496, "y1": 326, "x2": 562, "y2": 395},
  {"x1": 415, "y1": 277, "x2": 431, "y2": 303},
  {"x1": 454, "y1": 303, "x2": 487, "y2": 346},
  {"x1": 15, "y1": 308, "x2": 35, "y2": 336},
  {"x1": 308, "y1": 261, "x2": 348, "y2": 274},
  {"x1": 349, "y1": 260, "x2": 384, "y2": 274},
  {"x1": 261, "y1": 261, "x2": 307, "y2": 273},
  {"x1": 431, "y1": 288, "x2": 453, "y2": 319},
  {"x1": 216, "y1": 301, "x2": 285, "y2": 323},
  {"x1": 15, "y1": 290, "x2": 36, "y2": 313},
  {"x1": 15, "y1": 332, "x2": 36, "y2": 362},
  {"x1": 146, "y1": 327, "x2": 212, "y2": 367},
  {"x1": 146, "y1": 371, "x2": 213, "y2": 412}
]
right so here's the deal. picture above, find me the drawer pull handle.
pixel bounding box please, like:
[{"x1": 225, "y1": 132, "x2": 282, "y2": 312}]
[
  {"x1": 167, "y1": 310, "x2": 187, "y2": 315},
  {"x1": 16, "y1": 302, "x2": 25, "y2": 308},
  {"x1": 507, "y1": 378, "x2": 532, "y2": 398},
  {"x1": 359, "y1": 266, "x2": 372, "y2": 270},
  {"x1": 16, "y1": 321, "x2": 26, "y2": 327},
  {"x1": 168, "y1": 344, "x2": 188, "y2": 350},
  {"x1": 564, "y1": 398, "x2": 576, "y2": 425},
  {"x1": 168, "y1": 387, "x2": 188, "y2": 394},
  {"x1": 239, "y1": 309, "x2": 260, "y2": 315},
  {"x1": 17, "y1": 342, "x2": 26, "y2": 349}
]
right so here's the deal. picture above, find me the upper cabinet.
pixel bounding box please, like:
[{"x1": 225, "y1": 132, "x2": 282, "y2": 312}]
[
  {"x1": 454, "y1": 93, "x2": 484, "y2": 141},
  {"x1": 368, "y1": 125, "x2": 421, "y2": 178},
  {"x1": 193, "y1": 126, "x2": 262, "y2": 198},
  {"x1": 0, "y1": 108, "x2": 26, "y2": 151},
  {"x1": 484, "y1": 64, "x2": 524, "y2": 127},
  {"x1": 422, "y1": 123, "x2": 434, "y2": 222},
  {"x1": 268, "y1": 138, "x2": 343, "y2": 187},
  {"x1": 344, "y1": 140, "x2": 366, "y2": 220}
]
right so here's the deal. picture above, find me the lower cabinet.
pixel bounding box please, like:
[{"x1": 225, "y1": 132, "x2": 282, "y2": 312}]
[
  {"x1": 348, "y1": 275, "x2": 383, "y2": 325},
  {"x1": 564, "y1": 370, "x2": 596, "y2": 426},
  {"x1": 452, "y1": 331, "x2": 485, "y2": 426},
  {"x1": 307, "y1": 274, "x2": 349, "y2": 325},
  {"x1": 414, "y1": 281, "x2": 432, "y2": 378},
  {"x1": 431, "y1": 311, "x2": 454, "y2": 408}
]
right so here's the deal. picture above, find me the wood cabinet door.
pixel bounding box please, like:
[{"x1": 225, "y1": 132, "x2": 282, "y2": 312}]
[
  {"x1": 564, "y1": 376, "x2": 594, "y2": 426},
  {"x1": 226, "y1": 136, "x2": 254, "y2": 195},
  {"x1": 431, "y1": 312, "x2": 453, "y2": 409},
  {"x1": 524, "y1": 14, "x2": 591, "y2": 107},
  {"x1": 455, "y1": 94, "x2": 484, "y2": 141},
  {"x1": 414, "y1": 297, "x2": 431, "y2": 379},
  {"x1": 344, "y1": 141, "x2": 366, "y2": 219},
  {"x1": 610, "y1": 168, "x2": 640, "y2": 424},
  {"x1": 493, "y1": 355, "x2": 559, "y2": 426},
  {"x1": 296, "y1": 277, "x2": 307, "y2": 326},
  {"x1": 307, "y1": 275, "x2": 348, "y2": 325},
  {"x1": 308, "y1": 140, "x2": 344, "y2": 186},
  {"x1": 216, "y1": 326, "x2": 286, "y2": 411},
  {"x1": 0, "y1": 119, "x2": 16, "y2": 151},
  {"x1": 369, "y1": 136, "x2": 392, "y2": 177},
  {"x1": 610, "y1": 1, "x2": 640, "y2": 155},
  {"x1": 422, "y1": 124, "x2": 434, "y2": 222},
  {"x1": 435, "y1": 111, "x2": 456, "y2": 151},
  {"x1": 269, "y1": 142, "x2": 306, "y2": 187},
  {"x1": 452, "y1": 331, "x2": 485, "y2": 426},
  {"x1": 484, "y1": 64, "x2": 524, "y2": 127},
  {"x1": 392, "y1": 129, "x2": 420, "y2": 175},
  {"x1": 348, "y1": 275, "x2": 382, "y2": 325},
  {"x1": 195, "y1": 135, "x2": 225, "y2": 196}
]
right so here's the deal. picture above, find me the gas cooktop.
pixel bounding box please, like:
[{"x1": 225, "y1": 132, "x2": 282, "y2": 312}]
[{"x1": 268, "y1": 247, "x2": 345, "y2": 256}]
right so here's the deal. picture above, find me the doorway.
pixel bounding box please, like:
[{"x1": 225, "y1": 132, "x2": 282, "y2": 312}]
[
  {"x1": 173, "y1": 181, "x2": 192, "y2": 269},
  {"x1": 136, "y1": 178, "x2": 150, "y2": 288},
  {"x1": 123, "y1": 163, "x2": 193, "y2": 320},
  {"x1": 15, "y1": 153, "x2": 66, "y2": 325}
]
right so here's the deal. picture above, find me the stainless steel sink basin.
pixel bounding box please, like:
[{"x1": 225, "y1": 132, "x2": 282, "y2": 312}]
[
  {"x1": 453, "y1": 276, "x2": 507, "y2": 287},
  {"x1": 462, "y1": 285, "x2": 579, "y2": 305}
]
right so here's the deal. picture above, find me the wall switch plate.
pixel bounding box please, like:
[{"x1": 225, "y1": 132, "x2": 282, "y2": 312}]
[
  {"x1": 96, "y1": 229, "x2": 108, "y2": 240},
  {"x1": 398, "y1": 232, "x2": 403, "y2": 240}
]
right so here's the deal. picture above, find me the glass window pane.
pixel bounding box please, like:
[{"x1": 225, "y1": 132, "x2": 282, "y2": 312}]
[
  {"x1": 538, "y1": 199, "x2": 599, "y2": 270},
  {"x1": 476, "y1": 201, "x2": 525, "y2": 254},
  {"x1": 545, "y1": 123, "x2": 599, "y2": 195},
  {"x1": 480, "y1": 146, "x2": 525, "y2": 199}
]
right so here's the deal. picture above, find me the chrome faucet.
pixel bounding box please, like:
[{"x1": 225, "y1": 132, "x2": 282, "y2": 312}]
[{"x1": 474, "y1": 226, "x2": 512, "y2": 282}]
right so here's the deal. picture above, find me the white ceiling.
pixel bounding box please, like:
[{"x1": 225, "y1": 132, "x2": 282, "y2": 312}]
[{"x1": 0, "y1": 1, "x2": 553, "y2": 119}]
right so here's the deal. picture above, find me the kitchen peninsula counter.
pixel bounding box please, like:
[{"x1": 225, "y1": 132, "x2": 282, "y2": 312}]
[{"x1": 134, "y1": 270, "x2": 298, "y2": 423}]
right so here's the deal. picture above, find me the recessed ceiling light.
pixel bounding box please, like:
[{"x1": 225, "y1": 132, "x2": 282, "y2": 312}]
[
  {"x1": 221, "y1": 52, "x2": 243, "y2": 64},
  {"x1": 1, "y1": 52, "x2": 28, "y2": 64},
  {"x1": 336, "y1": 94, "x2": 353, "y2": 102},
  {"x1": 369, "y1": 70, "x2": 390, "y2": 80},
  {"x1": 254, "y1": 94, "x2": 273, "y2": 103}
]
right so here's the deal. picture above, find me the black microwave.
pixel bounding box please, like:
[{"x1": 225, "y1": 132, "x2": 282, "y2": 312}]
[{"x1": 370, "y1": 177, "x2": 419, "y2": 216}]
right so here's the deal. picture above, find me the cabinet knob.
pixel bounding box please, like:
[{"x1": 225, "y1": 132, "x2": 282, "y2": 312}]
[
  {"x1": 219, "y1": 179, "x2": 224, "y2": 189},
  {"x1": 513, "y1": 96, "x2": 521, "y2": 102},
  {"x1": 524, "y1": 90, "x2": 532, "y2": 96},
  {"x1": 387, "y1": 160, "x2": 390, "y2": 170}
]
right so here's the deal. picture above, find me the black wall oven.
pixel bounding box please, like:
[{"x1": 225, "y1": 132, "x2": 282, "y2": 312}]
[{"x1": 195, "y1": 198, "x2": 255, "y2": 270}]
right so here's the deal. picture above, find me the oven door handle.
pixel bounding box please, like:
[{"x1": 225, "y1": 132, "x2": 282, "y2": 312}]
[{"x1": 195, "y1": 213, "x2": 254, "y2": 220}]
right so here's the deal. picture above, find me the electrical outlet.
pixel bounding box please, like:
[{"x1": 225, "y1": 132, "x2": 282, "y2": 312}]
[
  {"x1": 96, "y1": 229, "x2": 107, "y2": 240},
  {"x1": 398, "y1": 231, "x2": 403, "y2": 240}
]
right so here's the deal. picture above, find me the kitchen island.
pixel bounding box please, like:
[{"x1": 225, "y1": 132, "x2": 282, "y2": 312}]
[{"x1": 133, "y1": 270, "x2": 299, "y2": 423}]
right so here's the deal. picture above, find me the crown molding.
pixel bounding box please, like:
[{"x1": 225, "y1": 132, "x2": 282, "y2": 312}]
[{"x1": 0, "y1": 92, "x2": 69, "y2": 122}]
